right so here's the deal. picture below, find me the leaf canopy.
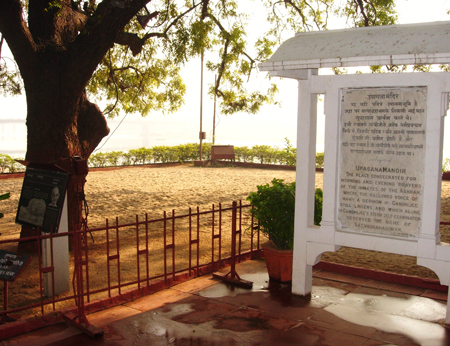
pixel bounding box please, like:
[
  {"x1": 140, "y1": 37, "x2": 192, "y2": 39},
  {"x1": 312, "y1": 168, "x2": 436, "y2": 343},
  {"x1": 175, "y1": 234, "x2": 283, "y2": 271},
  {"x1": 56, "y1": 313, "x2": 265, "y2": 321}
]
[{"x1": 0, "y1": 0, "x2": 399, "y2": 115}]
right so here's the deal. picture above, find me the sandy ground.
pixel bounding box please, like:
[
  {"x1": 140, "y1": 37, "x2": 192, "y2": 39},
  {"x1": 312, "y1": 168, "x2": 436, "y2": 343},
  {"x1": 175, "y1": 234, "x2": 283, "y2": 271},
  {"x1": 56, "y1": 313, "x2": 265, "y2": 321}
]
[{"x1": 1, "y1": 164, "x2": 450, "y2": 315}]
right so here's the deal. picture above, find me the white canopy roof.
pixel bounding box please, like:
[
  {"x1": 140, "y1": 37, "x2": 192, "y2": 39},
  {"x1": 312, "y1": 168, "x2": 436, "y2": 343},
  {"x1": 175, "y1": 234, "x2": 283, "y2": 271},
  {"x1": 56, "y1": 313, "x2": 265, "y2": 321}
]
[{"x1": 259, "y1": 21, "x2": 450, "y2": 71}]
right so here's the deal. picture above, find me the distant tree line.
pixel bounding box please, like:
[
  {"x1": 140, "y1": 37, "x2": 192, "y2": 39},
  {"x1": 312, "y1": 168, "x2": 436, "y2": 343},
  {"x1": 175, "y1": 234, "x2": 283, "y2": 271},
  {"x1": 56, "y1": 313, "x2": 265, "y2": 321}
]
[{"x1": 0, "y1": 140, "x2": 326, "y2": 173}]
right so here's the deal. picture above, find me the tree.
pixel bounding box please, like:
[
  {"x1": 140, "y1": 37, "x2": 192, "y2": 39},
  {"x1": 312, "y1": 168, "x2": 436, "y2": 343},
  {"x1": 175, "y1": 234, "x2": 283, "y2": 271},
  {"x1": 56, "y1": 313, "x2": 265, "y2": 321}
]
[{"x1": 0, "y1": 0, "x2": 397, "y2": 241}]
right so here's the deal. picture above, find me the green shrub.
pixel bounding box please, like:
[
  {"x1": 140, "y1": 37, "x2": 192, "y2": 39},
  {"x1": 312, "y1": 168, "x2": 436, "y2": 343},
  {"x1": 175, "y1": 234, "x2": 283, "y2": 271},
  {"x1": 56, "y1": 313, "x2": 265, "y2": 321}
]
[
  {"x1": 106, "y1": 151, "x2": 124, "y2": 166},
  {"x1": 201, "y1": 142, "x2": 212, "y2": 160},
  {"x1": 316, "y1": 152, "x2": 324, "y2": 168},
  {"x1": 282, "y1": 138, "x2": 297, "y2": 166},
  {"x1": 234, "y1": 146, "x2": 253, "y2": 163},
  {"x1": 152, "y1": 146, "x2": 178, "y2": 163},
  {"x1": 0, "y1": 154, "x2": 22, "y2": 173},
  {"x1": 128, "y1": 147, "x2": 152, "y2": 164},
  {"x1": 251, "y1": 145, "x2": 273, "y2": 164},
  {"x1": 2, "y1": 143, "x2": 325, "y2": 170},
  {"x1": 88, "y1": 152, "x2": 108, "y2": 167},
  {"x1": 176, "y1": 143, "x2": 199, "y2": 162},
  {"x1": 443, "y1": 157, "x2": 450, "y2": 173},
  {"x1": 314, "y1": 188, "x2": 323, "y2": 226},
  {"x1": 247, "y1": 179, "x2": 323, "y2": 251}
]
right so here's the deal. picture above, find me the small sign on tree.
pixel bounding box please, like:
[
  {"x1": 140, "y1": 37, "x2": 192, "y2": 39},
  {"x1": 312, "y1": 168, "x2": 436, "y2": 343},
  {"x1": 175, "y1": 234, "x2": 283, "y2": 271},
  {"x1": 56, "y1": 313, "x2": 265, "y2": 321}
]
[{"x1": 15, "y1": 167, "x2": 70, "y2": 233}]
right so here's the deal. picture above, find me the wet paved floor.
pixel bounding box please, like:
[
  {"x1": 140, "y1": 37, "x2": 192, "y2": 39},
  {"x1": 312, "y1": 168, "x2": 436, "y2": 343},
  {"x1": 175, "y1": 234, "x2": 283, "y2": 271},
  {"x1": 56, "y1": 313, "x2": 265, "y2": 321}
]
[{"x1": 2, "y1": 259, "x2": 450, "y2": 346}]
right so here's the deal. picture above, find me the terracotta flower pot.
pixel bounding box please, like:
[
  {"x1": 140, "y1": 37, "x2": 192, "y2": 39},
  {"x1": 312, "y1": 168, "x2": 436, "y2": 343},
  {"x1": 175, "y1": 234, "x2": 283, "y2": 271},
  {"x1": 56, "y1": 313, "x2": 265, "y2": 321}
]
[{"x1": 262, "y1": 241, "x2": 293, "y2": 283}]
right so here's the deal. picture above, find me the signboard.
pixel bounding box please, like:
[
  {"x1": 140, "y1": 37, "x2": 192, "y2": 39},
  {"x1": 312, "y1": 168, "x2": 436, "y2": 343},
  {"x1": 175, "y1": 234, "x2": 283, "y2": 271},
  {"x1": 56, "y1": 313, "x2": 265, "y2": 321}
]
[
  {"x1": 16, "y1": 167, "x2": 70, "y2": 233},
  {"x1": 0, "y1": 250, "x2": 32, "y2": 282},
  {"x1": 338, "y1": 87, "x2": 427, "y2": 239}
]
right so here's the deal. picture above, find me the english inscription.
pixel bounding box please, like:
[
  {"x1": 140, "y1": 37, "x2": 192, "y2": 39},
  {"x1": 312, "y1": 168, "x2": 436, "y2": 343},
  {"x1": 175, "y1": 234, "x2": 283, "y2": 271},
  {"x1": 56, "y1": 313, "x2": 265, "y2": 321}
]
[{"x1": 338, "y1": 87, "x2": 427, "y2": 238}]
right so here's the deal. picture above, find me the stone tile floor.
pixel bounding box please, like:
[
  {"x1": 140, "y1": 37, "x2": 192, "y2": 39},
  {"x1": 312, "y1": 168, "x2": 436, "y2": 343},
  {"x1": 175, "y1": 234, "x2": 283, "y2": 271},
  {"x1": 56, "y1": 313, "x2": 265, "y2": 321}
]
[{"x1": 2, "y1": 259, "x2": 450, "y2": 346}]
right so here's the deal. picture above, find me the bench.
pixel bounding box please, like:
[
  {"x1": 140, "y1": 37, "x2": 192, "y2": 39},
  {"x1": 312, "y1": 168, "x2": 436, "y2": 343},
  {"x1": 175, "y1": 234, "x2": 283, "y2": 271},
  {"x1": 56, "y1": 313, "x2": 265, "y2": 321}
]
[{"x1": 211, "y1": 145, "x2": 235, "y2": 165}]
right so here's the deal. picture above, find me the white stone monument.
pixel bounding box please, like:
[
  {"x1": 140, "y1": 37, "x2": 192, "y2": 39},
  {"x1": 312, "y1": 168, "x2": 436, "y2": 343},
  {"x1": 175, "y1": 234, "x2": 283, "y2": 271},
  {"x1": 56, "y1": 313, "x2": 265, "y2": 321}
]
[{"x1": 259, "y1": 21, "x2": 450, "y2": 323}]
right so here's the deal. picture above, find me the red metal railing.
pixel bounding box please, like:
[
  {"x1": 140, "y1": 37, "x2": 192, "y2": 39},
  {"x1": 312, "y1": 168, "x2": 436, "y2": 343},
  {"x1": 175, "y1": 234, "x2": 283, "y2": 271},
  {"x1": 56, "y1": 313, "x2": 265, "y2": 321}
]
[{"x1": 0, "y1": 201, "x2": 261, "y2": 338}]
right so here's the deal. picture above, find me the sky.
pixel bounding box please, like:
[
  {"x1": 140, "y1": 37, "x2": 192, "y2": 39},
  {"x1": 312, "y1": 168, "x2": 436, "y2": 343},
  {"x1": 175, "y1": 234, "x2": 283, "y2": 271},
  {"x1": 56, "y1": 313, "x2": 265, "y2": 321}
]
[{"x1": 1, "y1": 0, "x2": 450, "y2": 158}]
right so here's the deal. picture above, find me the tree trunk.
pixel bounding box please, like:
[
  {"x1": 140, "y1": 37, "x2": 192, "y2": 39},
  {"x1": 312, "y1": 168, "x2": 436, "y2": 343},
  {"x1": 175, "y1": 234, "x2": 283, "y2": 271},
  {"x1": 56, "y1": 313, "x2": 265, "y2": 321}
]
[
  {"x1": 18, "y1": 77, "x2": 109, "y2": 252},
  {"x1": 0, "y1": 0, "x2": 146, "y2": 252}
]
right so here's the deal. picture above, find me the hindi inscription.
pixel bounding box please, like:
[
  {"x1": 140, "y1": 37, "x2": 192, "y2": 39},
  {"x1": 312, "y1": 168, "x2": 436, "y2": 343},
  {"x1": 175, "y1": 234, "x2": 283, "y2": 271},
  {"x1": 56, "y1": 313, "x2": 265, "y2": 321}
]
[{"x1": 338, "y1": 87, "x2": 427, "y2": 238}]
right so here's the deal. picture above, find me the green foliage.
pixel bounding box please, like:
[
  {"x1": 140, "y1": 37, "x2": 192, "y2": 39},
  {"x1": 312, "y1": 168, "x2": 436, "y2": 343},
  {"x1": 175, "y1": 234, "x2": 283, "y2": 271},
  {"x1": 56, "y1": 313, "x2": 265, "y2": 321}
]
[
  {"x1": 247, "y1": 179, "x2": 323, "y2": 251},
  {"x1": 0, "y1": 192, "x2": 10, "y2": 219},
  {"x1": 234, "y1": 146, "x2": 254, "y2": 163},
  {"x1": 282, "y1": 138, "x2": 296, "y2": 166},
  {"x1": 247, "y1": 179, "x2": 296, "y2": 250},
  {"x1": 176, "y1": 143, "x2": 199, "y2": 162},
  {"x1": 106, "y1": 151, "x2": 124, "y2": 166},
  {"x1": 314, "y1": 188, "x2": 323, "y2": 226},
  {"x1": 152, "y1": 146, "x2": 178, "y2": 163},
  {"x1": 0, "y1": 58, "x2": 22, "y2": 96},
  {"x1": 86, "y1": 0, "x2": 282, "y2": 117},
  {"x1": 88, "y1": 47, "x2": 186, "y2": 118},
  {"x1": 315, "y1": 152, "x2": 324, "y2": 169},
  {"x1": 340, "y1": 0, "x2": 397, "y2": 27},
  {"x1": 0, "y1": 154, "x2": 24, "y2": 173},
  {"x1": 251, "y1": 145, "x2": 274, "y2": 164},
  {"x1": 88, "y1": 152, "x2": 109, "y2": 167},
  {"x1": 262, "y1": 0, "x2": 332, "y2": 38},
  {"x1": 82, "y1": 145, "x2": 326, "y2": 168},
  {"x1": 128, "y1": 147, "x2": 153, "y2": 164},
  {"x1": 443, "y1": 157, "x2": 450, "y2": 173},
  {"x1": 201, "y1": 142, "x2": 212, "y2": 160},
  {"x1": 2, "y1": 0, "x2": 403, "y2": 118}
]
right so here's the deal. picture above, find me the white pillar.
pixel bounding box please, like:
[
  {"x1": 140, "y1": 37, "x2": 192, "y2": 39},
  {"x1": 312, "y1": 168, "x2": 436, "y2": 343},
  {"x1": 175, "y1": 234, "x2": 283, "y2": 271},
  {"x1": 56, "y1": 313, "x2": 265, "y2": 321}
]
[
  {"x1": 43, "y1": 195, "x2": 70, "y2": 296},
  {"x1": 292, "y1": 69, "x2": 318, "y2": 296}
]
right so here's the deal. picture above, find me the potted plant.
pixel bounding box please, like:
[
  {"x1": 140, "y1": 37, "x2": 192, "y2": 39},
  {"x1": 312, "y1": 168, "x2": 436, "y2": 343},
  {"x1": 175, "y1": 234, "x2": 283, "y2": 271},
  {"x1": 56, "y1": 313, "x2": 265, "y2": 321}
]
[{"x1": 247, "y1": 179, "x2": 322, "y2": 283}]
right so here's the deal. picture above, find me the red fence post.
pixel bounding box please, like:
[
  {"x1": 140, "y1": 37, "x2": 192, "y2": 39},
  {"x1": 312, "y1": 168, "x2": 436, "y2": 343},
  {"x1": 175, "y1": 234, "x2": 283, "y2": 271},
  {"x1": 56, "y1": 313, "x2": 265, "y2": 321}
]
[
  {"x1": 212, "y1": 201, "x2": 252, "y2": 289},
  {"x1": 189, "y1": 207, "x2": 192, "y2": 276},
  {"x1": 172, "y1": 210, "x2": 176, "y2": 282}
]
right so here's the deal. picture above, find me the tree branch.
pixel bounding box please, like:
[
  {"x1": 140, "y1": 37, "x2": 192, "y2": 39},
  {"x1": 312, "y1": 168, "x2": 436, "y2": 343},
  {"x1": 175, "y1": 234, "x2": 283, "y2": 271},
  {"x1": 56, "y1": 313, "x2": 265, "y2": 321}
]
[
  {"x1": 161, "y1": 1, "x2": 202, "y2": 35},
  {"x1": 0, "y1": 0, "x2": 38, "y2": 77},
  {"x1": 354, "y1": 0, "x2": 370, "y2": 26},
  {"x1": 68, "y1": 0, "x2": 153, "y2": 92}
]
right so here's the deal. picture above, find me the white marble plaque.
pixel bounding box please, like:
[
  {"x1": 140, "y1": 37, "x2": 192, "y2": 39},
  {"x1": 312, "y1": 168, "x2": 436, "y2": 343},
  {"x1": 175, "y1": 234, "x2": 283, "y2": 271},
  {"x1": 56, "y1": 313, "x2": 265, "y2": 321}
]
[{"x1": 338, "y1": 87, "x2": 427, "y2": 238}]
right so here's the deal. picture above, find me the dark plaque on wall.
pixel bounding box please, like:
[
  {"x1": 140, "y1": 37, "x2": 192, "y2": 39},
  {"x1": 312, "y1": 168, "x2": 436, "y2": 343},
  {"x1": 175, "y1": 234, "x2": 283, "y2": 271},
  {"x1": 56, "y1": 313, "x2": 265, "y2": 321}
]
[{"x1": 15, "y1": 167, "x2": 70, "y2": 233}]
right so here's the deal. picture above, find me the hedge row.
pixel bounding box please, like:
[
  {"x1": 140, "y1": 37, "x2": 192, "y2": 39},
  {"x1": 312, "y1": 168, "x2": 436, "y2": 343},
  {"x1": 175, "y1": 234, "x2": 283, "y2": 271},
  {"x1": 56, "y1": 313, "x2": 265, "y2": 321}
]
[
  {"x1": 0, "y1": 141, "x2": 325, "y2": 173},
  {"x1": 88, "y1": 142, "x2": 325, "y2": 169},
  {"x1": 0, "y1": 154, "x2": 25, "y2": 173}
]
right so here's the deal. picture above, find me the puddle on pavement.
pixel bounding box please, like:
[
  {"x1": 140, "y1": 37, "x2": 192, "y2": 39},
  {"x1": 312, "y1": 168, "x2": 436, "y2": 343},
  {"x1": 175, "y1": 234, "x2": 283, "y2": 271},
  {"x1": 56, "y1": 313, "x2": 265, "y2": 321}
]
[
  {"x1": 339, "y1": 291, "x2": 446, "y2": 322},
  {"x1": 325, "y1": 293, "x2": 450, "y2": 346}
]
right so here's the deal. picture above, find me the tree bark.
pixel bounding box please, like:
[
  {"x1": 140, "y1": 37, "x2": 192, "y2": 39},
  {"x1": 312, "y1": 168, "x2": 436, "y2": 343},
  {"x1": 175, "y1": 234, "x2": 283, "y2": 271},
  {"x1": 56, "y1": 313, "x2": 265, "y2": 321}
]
[{"x1": 19, "y1": 72, "x2": 109, "y2": 251}]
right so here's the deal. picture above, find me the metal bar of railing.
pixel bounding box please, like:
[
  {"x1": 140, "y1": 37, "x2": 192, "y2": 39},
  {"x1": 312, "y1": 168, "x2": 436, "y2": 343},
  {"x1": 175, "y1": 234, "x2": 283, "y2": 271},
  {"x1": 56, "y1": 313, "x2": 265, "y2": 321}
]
[
  {"x1": 189, "y1": 207, "x2": 192, "y2": 276},
  {"x1": 163, "y1": 211, "x2": 167, "y2": 284},
  {"x1": 37, "y1": 229, "x2": 45, "y2": 316},
  {"x1": 116, "y1": 217, "x2": 121, "y2": 296},
  {"x1": 145, "y1": 214, "x2": 150, "y2": 287},
  {"x1": 106, "y1": 219, "x2": 111, "y2": 298},
  {"x1": 196, "y1": 206, "x2": 200, "y2": 274},
  {"x1": 171, "y1": 210, "x2": 176, "y2": 282},
  {"x1": 219, "y1": 203, "x2": 222, "y2": 268},
  {"x1": 50, "y1": 231, "x2": 56, "y2": 311},
  {"x1": 84, "y1": 225, "x2": 90, "y2": 303},
  {"x1": 238, "y1": 200, "x2": 242, "y2": 263},
  {"x1": 136, "y1": 215, "x2": 140, "y2": 290}
]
